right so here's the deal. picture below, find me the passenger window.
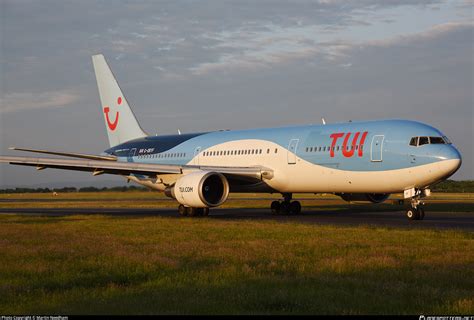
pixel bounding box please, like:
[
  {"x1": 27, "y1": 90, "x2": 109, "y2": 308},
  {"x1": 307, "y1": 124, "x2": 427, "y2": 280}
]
[{"x1": 419, "y1": 137, "x2": 429, "y2": 146}]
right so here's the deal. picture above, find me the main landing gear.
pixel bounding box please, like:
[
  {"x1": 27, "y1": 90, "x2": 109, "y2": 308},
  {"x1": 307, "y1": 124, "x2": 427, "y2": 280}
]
[
  {"x1": 405, "y1": 189, "x2": 428, "y2": 221},
  {"x1": 178, "y1": 204, "x2": 209, "y2": 217},
  {"x1": 270, "y1": 193, "x2": 302, "y2": 215}
]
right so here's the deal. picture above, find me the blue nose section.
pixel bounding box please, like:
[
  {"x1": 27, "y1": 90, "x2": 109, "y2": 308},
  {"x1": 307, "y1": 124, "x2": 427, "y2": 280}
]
[
  {"x1": 435, "y1": 145, "x2": 462, "y2": 162},
  {"x1": 447, "y1": 145, "x2": 462, "y2": 162},
  {"x1": 439, "y1": 145, "x2": 462, "y2": 177}
]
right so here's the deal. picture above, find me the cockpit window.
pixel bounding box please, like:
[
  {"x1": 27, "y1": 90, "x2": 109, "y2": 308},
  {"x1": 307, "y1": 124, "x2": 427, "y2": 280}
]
[
  {"x1": 442, "y1": 136, "x2": 452, "y2": 144},
  {"x1": 409, "y1": 136, "x2": 447, "y2": 146},
  {"x1": 430, "y1": 137, "x2": 445, "y2": 144},
  {"x1": 418, "y1": 137, "x2": 429, "y2": 145}
]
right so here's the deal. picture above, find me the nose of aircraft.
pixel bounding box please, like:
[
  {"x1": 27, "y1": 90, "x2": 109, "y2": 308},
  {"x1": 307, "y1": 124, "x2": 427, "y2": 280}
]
[{"x1": 435, "y1": 145, "x2": 462, "y2": 178}]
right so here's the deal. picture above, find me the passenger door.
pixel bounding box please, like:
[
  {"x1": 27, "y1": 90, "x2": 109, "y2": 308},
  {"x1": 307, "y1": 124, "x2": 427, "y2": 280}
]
[
  {"x1": 370, "y1": 135, "x2": 384, "y2": 162},
  {"x1": 287, "y1": 139, "x2": 299, "y2": 164},
  {"x1": 193, "y1": 146, "x2": 201, "y2": 165},
  {"x1": 128, "y1": 148, "x2": 137, "y2": 162}
]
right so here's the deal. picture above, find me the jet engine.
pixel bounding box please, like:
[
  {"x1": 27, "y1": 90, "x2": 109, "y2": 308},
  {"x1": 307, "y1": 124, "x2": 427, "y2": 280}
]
[
  {"x1": 166, "y1": 171, "x2": 229, "y2": 208},
  {"x1": 338, "y1": 193, "x2": 390, "y2": 203}
]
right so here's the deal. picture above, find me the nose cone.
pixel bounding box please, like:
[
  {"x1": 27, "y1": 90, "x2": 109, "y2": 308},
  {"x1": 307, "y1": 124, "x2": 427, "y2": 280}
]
[{"x1": 436, "y1": 145, "x2": 462, "y2": 178}]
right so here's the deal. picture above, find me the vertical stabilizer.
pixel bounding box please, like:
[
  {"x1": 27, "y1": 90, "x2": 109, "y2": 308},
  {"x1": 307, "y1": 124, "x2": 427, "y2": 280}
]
[{"x1": 92, "y1": 54, "x2": 147, "y2": 147}]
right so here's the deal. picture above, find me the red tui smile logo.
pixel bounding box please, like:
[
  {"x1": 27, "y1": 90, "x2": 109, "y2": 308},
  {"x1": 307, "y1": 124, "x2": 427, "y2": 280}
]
[{"x1": 103, "y1": 97, "x2": 121, "y2": 131}]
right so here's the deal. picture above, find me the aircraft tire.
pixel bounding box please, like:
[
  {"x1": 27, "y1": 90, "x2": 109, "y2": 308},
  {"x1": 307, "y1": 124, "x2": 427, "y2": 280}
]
[
  {"x1": 178, "y1": 204, "x2": 187, "y2": 217},
  {"x1": 289, "y1": 201, "x2": 302, "y2": 215},
  {"x1": 406, "y1": 208, "x2": 420, "y2": 220},
  {"x1": 271, "y1": 201, "x2": 280, "y2": 215},
  {"x1": 187, "y1": 207, "x2": 197, "y2": 217},
  {"x1": 280, "y1": 201, "x2": 290, "y2": 215},
  {"x1": 417, "y1": 207, "x2": 425, "y2": 220},
  {"x1": 202, "y1": 207, "x2": 210, "y2": 216}
]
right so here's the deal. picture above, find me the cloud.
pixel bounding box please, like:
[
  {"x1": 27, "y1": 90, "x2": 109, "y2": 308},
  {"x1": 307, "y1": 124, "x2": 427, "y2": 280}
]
[
  {"x1": 0, "y1": 90, "x2": 80, "y2": 113},
  {"x1": 362, "y1": 21, "x2": 474, "y2": 48},
  {"x1": 1, "y1": 0, "x2": 472, "y2": 185},
  {"x1": 188, "y1": 19, "x2": 473, "y2": 75}
]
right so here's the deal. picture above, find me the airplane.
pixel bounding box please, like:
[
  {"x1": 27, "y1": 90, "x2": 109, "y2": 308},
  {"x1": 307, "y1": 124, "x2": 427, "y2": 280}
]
[{"x1": 0, "y1": 54, "x2": 462, "y2": 220}]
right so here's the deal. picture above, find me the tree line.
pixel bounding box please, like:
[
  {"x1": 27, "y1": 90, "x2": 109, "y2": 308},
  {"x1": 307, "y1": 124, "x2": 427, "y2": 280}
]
[
  {"x1": 0, "y1": 185, "x2": 148, "y2": 194},
  {"x1": 0, "y1": 180, "x2": 473, "y2": 194}
]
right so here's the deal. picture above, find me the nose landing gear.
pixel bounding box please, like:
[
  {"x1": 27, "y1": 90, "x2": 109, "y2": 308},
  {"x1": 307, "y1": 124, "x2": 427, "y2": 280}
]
[
  {"x1": 270, "y1": 193, "x2": 302, "y2": 215},
  {"x1": 406, "y1": 189, "x2": 428, "y2": 220},
  {"x1": 406, "y1": 205, "x2": 425, "y2": 220}
]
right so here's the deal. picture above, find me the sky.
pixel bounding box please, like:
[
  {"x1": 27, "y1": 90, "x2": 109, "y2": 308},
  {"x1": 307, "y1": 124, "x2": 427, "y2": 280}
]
[{"x1": 0, "y1": 0, "x2": 472, "y2": 187}]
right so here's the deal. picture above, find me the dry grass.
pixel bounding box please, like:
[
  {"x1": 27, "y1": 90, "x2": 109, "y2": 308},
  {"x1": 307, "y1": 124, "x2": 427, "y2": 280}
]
[{"x1": 0, "y1": 214, "x2": 473, "y2": 315}]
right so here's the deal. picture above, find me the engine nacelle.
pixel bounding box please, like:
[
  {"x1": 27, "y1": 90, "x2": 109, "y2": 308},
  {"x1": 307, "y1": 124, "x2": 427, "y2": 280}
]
[
  {"x1": 166, "y1": 171, "x2": 229, "y2": 208},
  {"x1": 338, "y1": 193, "x2": 390, "y2": 203}
]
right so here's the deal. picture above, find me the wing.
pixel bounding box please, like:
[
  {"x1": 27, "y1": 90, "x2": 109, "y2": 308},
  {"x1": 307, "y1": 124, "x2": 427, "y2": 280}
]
[
  {"x1": 0, "y1": 156, "x2": 273, "y2": 180},
  {"x1": 9, "y1": 147, "x2": 117, "y2": 161}
]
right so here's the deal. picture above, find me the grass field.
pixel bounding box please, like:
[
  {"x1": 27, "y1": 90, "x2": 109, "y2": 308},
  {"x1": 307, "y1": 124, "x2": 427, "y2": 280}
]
[
  {"x1": 1, "y1": 191, "x2": 473, "y2": 212},
  {"x1": 0, "y1": 192, "x2": 473, "y2": 315}
]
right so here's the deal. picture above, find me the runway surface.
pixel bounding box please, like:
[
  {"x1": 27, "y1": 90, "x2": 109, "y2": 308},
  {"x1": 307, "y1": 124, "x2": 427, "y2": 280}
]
[{"x1": 0, "y1": 207, "x2": 472, "y2": 230}]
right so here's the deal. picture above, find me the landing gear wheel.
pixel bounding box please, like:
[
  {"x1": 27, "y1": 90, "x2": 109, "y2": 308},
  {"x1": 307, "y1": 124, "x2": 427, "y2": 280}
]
[
  {"x1": 417, "y1": 207, "x2": 425, "y2": 220},
  {"x1": 289, "y1": 201, "x2": 302, "y2": 215},
  {"x1": 178, "y1": 204, "x2": 187, "y2": 217},
  {"x1": 406, "y1": 208, "x2": 420, "y2": 220},
  {"x1": 280, "y1": 201, "x2": 290, "y2": 215},
  {"x1": 187, "y1": 207, "x2": 197, "y2": 217},
  {"x1": 202, "y1": 207, "x2": 210, "y2": 216},
  {"x1": 271, "y1": 201, "x2": 281, "y2": 215},
  {"x1": 195, "y1": 208, "x2": 205, "y2": 217}
]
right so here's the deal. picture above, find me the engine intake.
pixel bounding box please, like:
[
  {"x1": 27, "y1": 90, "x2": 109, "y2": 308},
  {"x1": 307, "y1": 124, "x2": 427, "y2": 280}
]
[
  {"x1": 167, "y1": 171, "x2": 229, "y2": 208},
  {"x1": 338, "y1": 193, "x2": 390, "y2": 203}
]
